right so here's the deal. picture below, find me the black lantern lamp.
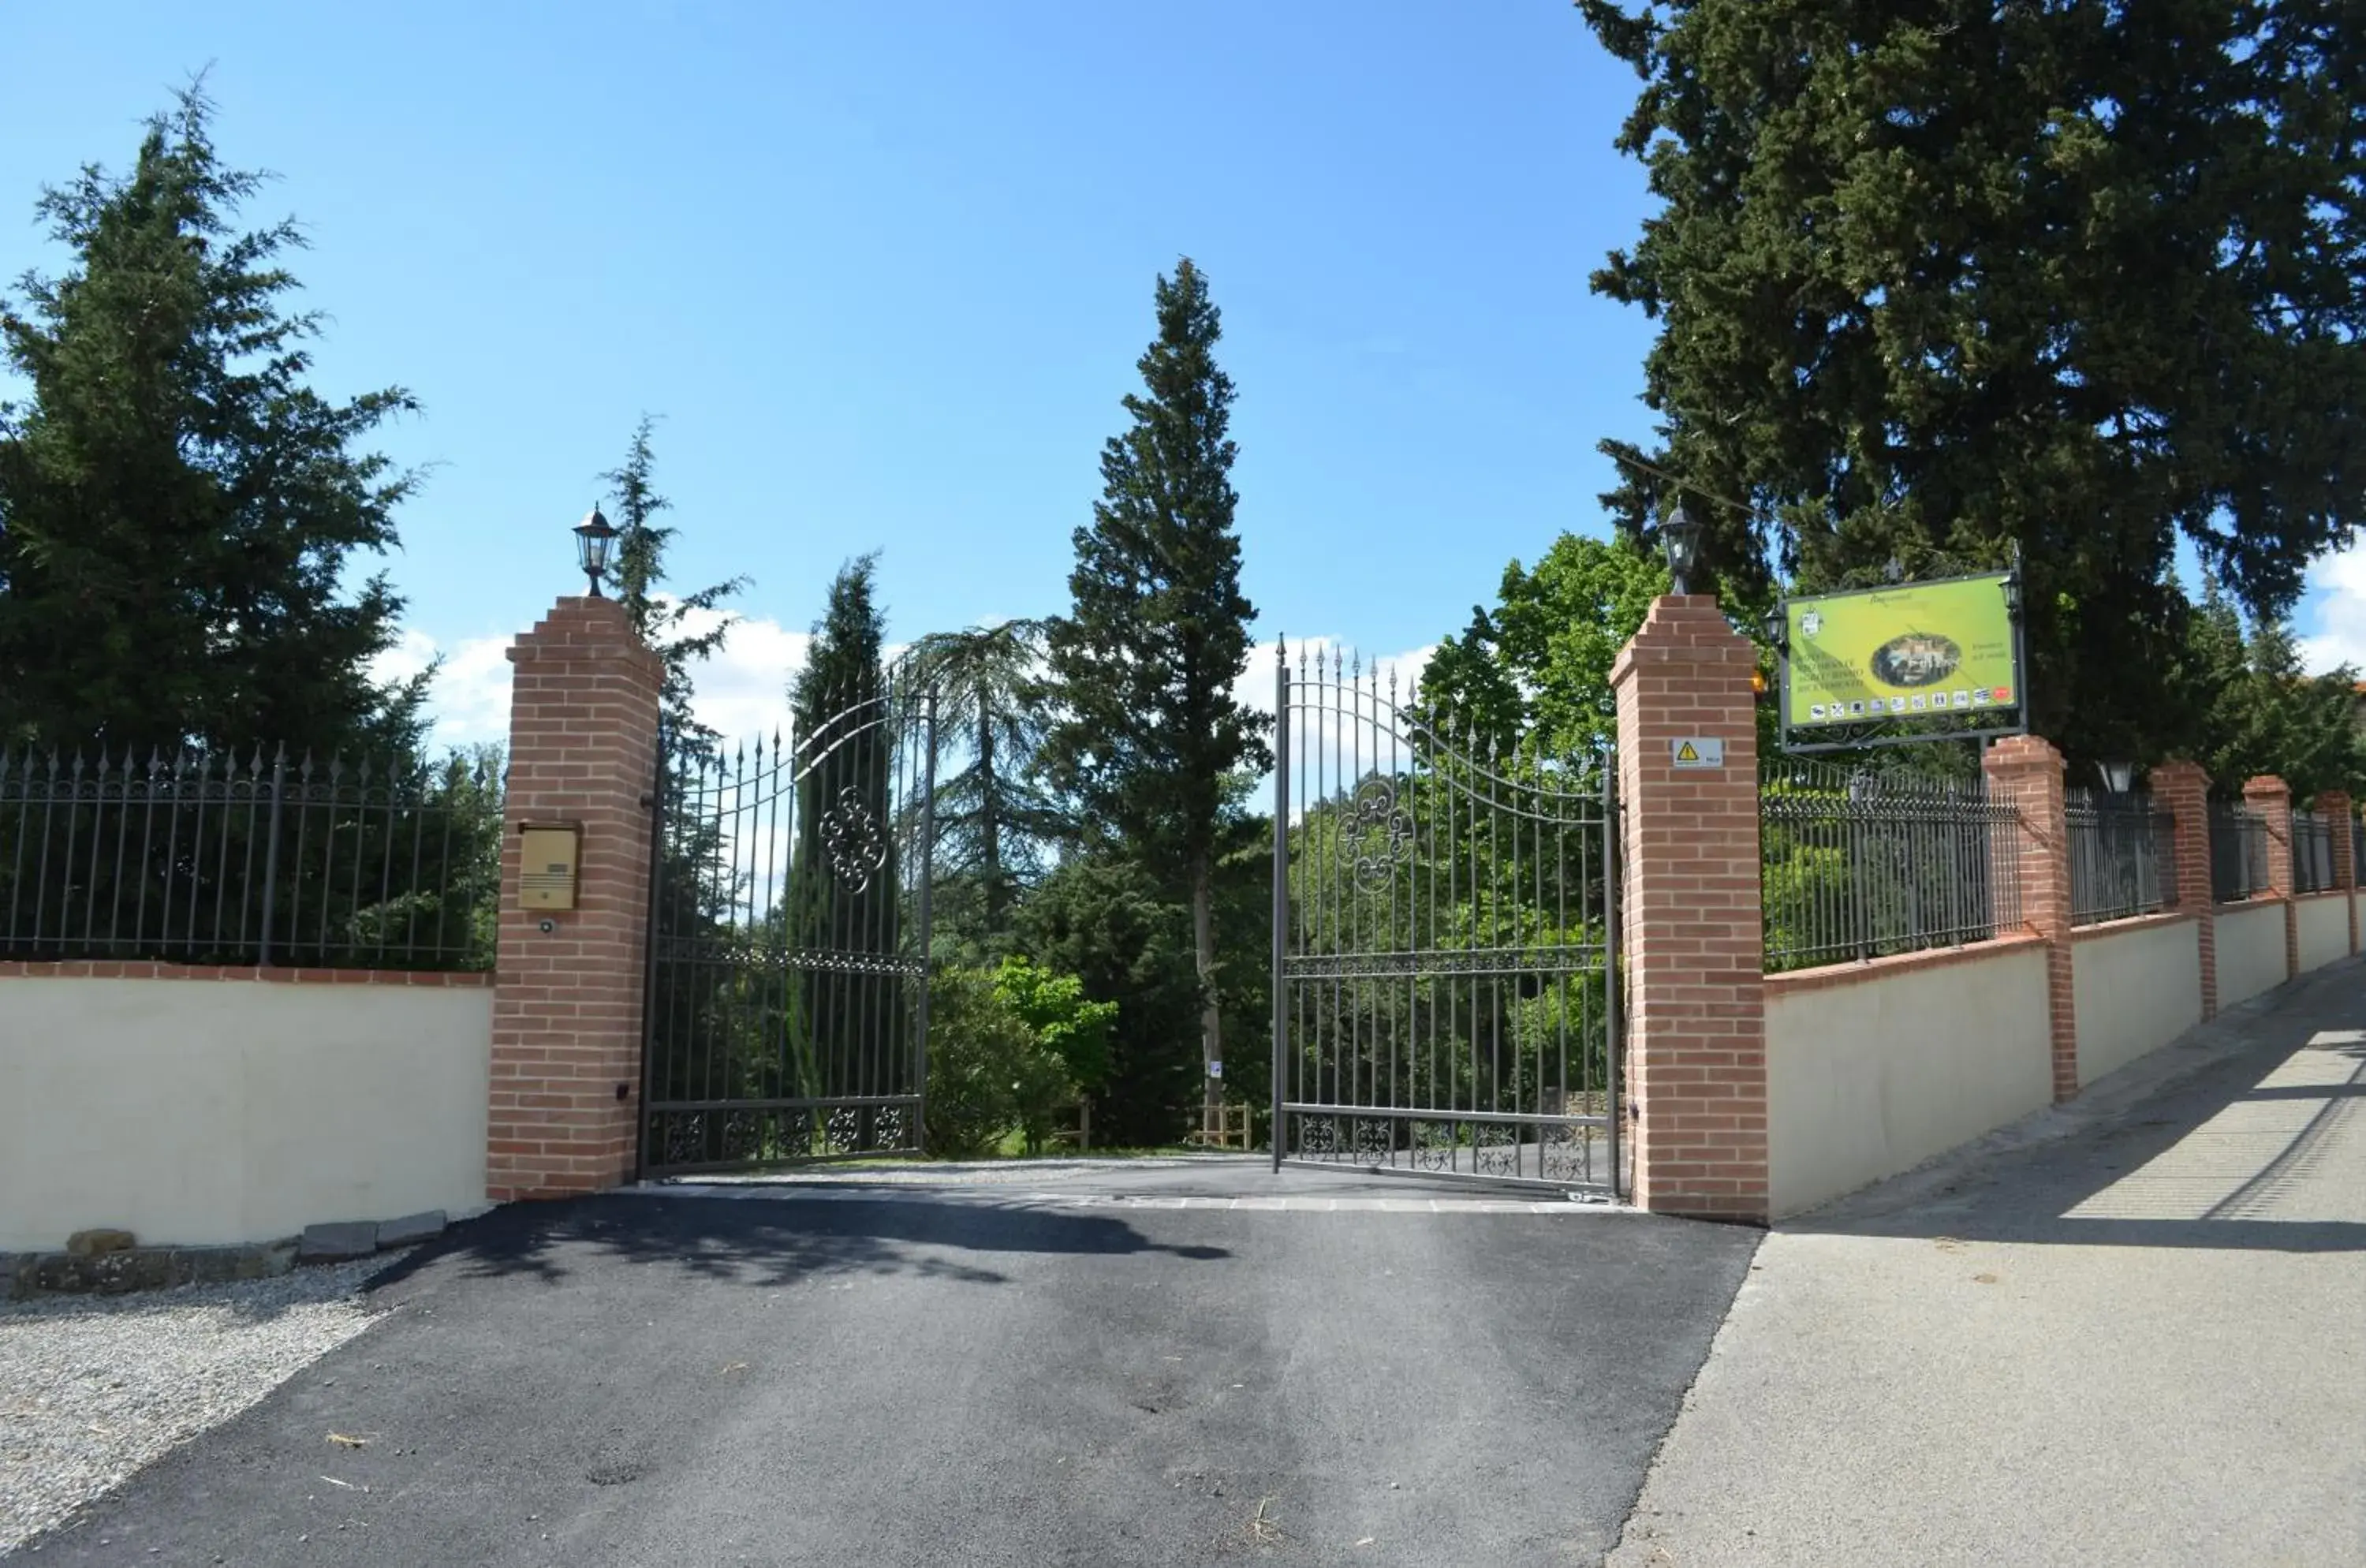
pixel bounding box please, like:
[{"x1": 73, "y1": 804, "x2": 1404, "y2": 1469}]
[
  {"x1": 1660, "y1": 502, "x2": 1703, "y2": 595},
  {"x1": 574, "y1": 506, "x2": 618, "y2": 597},
  {"x1": 2098, "y1": 760, "x2": 2136, "y2": 796}
]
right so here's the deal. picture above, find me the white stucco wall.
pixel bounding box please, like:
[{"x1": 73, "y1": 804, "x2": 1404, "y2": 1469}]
[
  {"x1": 2214, "y1": 900, "x2": 2289, "y2": 1010},
  {"x1": 0, "y1": 977, "x2": 491, "y2": 1253},
  {"x1": 2070, "y1": 917, "x2": 2203, "y2": 1088},
  {"x1": 2295, "y1": 893, "x2": 2351, "y2": 973},
  {"x1": 1767, "y1": 942, "x2": 2052, "y2": 1219}
]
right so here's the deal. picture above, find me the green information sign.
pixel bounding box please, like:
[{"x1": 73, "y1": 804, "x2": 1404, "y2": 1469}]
[{"x1": 1780, "y1": 572, "x2": 2021, "y2": 736}]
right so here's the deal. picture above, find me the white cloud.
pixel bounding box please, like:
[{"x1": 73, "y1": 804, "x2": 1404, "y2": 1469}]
[
  {"x1": 384, "y1": 602, "x2": 829, "y2": 753},
  {"x1": 371, "y1": 627, "x2": 513, "y2": 748},
  {"x1": 1237, "y1": 639, "x2": 1440, "y2": 819},
  {"x1": 2298, "y1": 532, "x2": 2366, "y2": 676}
]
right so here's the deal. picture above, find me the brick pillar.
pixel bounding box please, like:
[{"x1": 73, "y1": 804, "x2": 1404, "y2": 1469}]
[
  {"x1": 488, "y1": 596, "x2": 663, "y2": 1201},
  {"x1": 1610, "y1": 595, "x2": 1767, "y2": 1223},
  {"x1": 2153, "y1": 760, "x2": 2217, "y2": 1019},
  {"x1": 1982, "y1": 737, "x2": 2075, "y2": 1103},
  {"x1": 2321, "y1": 790, "x2": 2357, "y2": 954},
  {"x1": 2245, "y1": 775, "x2": 2295, "y2": 980}
]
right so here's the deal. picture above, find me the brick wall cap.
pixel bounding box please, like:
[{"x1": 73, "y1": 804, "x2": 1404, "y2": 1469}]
[{"x1": 1980, "y1": 734, "x2": 2063, "y2": 772}]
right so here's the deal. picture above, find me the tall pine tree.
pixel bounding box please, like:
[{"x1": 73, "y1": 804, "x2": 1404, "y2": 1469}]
[
  {"x1": 601, "y1": 415, "x2": 748, "y2": 768},
  {"x1": 780, "y1": 555, "x2": 903, "y2": 1145},
  {"x1": 604, "y1": 419, "x2": 748, "y2": 1137},
  {"x1": 0, "y1": 86, "x2": 422, "y2": 755},
  {"x1": 1041, "y1": 259, "x2": 1268, "y2": 1133}
]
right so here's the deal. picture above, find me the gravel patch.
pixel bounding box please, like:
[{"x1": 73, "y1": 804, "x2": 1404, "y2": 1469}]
[{"x1": 0, "y1": 1254, "x2": 400, "y2": 1555}]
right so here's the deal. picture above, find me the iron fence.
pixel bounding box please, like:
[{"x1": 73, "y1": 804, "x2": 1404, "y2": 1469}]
[
  {"x1": 2208, "y1": 803, "x2": 2271, "y2": 902},
  {"x1": 2356, "y1": 814, "x2": 2365, "y2": 886},
  {"x1": 1, "y1": 743, "x2": 502, "y2": 969},
  {"x1": 2292, "y1": 809, "x2": 2337, "y2": 894},
  {"x1": 1760, "y1": 760, "x2": 2022, "y2": 973},
  {"x1": 2066, "y1": 789, "x2": 2177, "y2": 924}
]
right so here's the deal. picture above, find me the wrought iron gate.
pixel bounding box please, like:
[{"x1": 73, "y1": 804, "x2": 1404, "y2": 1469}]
[
  {"x1": 640, "y1": 680, "x2": 936, "y2": 1176},
  {"x1": 1270, "y1": 650, "x2": 1620, "y2": 1193}
]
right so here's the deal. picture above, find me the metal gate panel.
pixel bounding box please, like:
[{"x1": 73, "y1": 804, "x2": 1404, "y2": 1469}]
[
  {"x1": 1270, "y1": 650, "x2": 1619, "y2": 1194},
  {"x1": 640, "y1": 681, "x2": 935, "y2": 1176}
]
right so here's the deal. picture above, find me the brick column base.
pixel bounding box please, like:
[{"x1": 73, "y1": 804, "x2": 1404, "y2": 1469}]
[
  {"x1": 1983, "y1": 737, "x2": 2074, "y2": 1101},
  {"x1": 2245, "y1": 775, "x2": 2296, "y2": 981},
  {"x1": 1611, "y1": 595, "x2": 1767, "y2": 1223},
  {"x1": 2153, "y1": 761, "x2": 2216, "y2": 1019},
  {"x1": 488, "y1": 595, "x2": 663, "y2": 1201},
  {"x1": 2322, "y1": 790, "x2": 2356, "y2": 954}
]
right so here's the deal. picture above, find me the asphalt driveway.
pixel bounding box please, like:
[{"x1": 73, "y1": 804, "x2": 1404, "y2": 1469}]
[{"x1": 24, "y1": 1164, "x2": 1756, "y2": 1566}]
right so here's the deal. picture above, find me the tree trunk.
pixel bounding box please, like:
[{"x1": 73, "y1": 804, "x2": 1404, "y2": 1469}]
[
  {"x1": 1192, "y1": 851, "x2": 1221, "y2": 1127},
  {"x1": 980, "y1": 689, "x2": 1000, "y2": 928}
]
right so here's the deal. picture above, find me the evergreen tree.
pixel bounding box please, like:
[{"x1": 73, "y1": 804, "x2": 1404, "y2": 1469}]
[
  {"x1": 1017, "y1": 852, "x2": 1204, "y2": 1149},
  {"x1": 780, "y1": 555, "x2": 903, "y2": 1144},
  {"x1": 0, "y1": 86, "x2": 423, "y2": 756},
  {"x1": 601, "y1": 415, "x2": 748, "y2": 767},
  {"x1": 602, "y1": 419, "x2": 749, "y2": 1147},
  {"x1": 1577, "y1": 0, "x2": 2366, "y2": 749},
  {"x1": 902, "y1": 618, "x2": 1062, "y2": 960},
  {"x1": 1417, "y1": 532, "x2": 1669, "y2": 762},
  {"x1": 2171, "y1": 578, "x2": 2365, "y2": 799},
  {"x1": 1040, "y1": 259, "x2": 1269, "y2": 1130}
]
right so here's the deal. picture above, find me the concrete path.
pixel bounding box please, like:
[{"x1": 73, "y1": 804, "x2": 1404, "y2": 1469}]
[
  {"x1": 26, "y1": 1163, "x2": 1754, "y2": 1566},
  {"x1": 1611, "y1": 958, "x2": 2366, "y2": 1567}
]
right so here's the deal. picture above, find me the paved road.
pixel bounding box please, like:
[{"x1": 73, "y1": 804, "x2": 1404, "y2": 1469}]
[
  {"x1": 31, "y1": 1163, "x2": 1756, "y2": 1566},
  {"x1": 1611, "y1": 959, "x2": 2366, "y2": 1567}
]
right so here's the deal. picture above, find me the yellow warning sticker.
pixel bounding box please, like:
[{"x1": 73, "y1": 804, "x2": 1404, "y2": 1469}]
[{"x1": 1670, "y1": 737, "x2": 1724, "y2": 769}]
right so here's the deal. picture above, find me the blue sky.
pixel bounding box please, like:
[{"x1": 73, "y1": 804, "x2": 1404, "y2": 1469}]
[{"x1": 2, "y1": 2, "x2": 2354, "y2": 746}]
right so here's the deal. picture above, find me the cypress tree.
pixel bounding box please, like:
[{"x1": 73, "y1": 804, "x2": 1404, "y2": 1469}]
[
  {"x1": 782, "y1": 555, "x2": 903, "y2": 1147},
  {"x1": 1041, "y1": 258, "x2": 1269, "y2": 1136}
]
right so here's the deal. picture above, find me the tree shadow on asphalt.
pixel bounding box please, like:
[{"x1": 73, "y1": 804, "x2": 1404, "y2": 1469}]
[
  {"x1": 1782, "y1": 1006, "x2": 2366, "y2": 1254},
  {"x1": 367, "y1": 1192, "x2": 1234, "y2": 1294}
]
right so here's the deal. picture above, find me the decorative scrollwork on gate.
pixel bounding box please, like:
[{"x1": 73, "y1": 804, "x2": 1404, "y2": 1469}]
[
  {"x1": 819, "y1": 787, "x2": 890, "y2": 892},
  {"x1": 1542, "y1": 1122, "x2": 1588, "y2": 1184},
  {"x1": 1345, "y1": 777, "x2": 1414, "y2": 889}
]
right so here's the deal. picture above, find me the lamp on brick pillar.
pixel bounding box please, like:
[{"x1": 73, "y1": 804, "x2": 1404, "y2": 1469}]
[
  {"x1": 1658, "y1": 502, "x2": 1703, "y2": 595},
  {"x1": 2244, "y1": 775, "x2": 2296, "y2": 980},
  {"x1": 2151, "y1": 760, "x2": 2217, "y2": 1019},
  {"x1": 573, "y1": 506, "x2": 618, "y2": 598},
  {"x1": 2325, "y1": 791, "x2": 2358, "y2": 954},
  {"x1": 1610, "y1": 593, "x2": 1767, "y2": 1223},
  {"x1": 1982, "y1": 737, "x2": 2077, "y2": 1102},
  {"x1": 487, "y1": 592, "x2": 663, "y2": 1202}
]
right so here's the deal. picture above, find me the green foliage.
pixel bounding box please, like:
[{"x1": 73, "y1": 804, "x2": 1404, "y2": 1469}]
[
  {"x1": 992, "y1": 955, "x2": 1117, "y2": 1096},
  {"x1": 924, "y1": 965, "x2": 1040, "y2": 1159},
  {"x1": 921, "y1": 961, "x2": 1090, "y2": 1158},
  {"x1": 602, "y1": 416, "x2": 748, "y2": 767},
  {"x1": 903, "y1": 619, "x2": 1063, "y2": 958},
  {"x1": 2170, "y1": 580, "x2": 2366, "y2": 799},
  {"x1": 1040, "y1": 257, "x2": 1271, "y2": 1111},
  {"x1": 1417, "y1": 532, "x2": 1667, "y2": 759},
  {"x1": 0, "y1": 85, "x2": 423, "y2": 756},
  {"x1": 1576, "y1": 0, "x2": 2366, "y2": 756},
  {"x1": 776, "y1": 555, "x2": 903, "y2": 1118},
  {"x1": 1282, "y1": 755, "x2": 1614, "y2": 1112},
  {"x1": 1017, "y1": 851, "x2": 1204, "y2": 1148}
]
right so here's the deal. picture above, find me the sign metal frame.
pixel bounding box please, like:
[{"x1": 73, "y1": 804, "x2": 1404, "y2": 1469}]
[{"x1": 1773, "y1": 560, "x2": 2028, "y2": 757}]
